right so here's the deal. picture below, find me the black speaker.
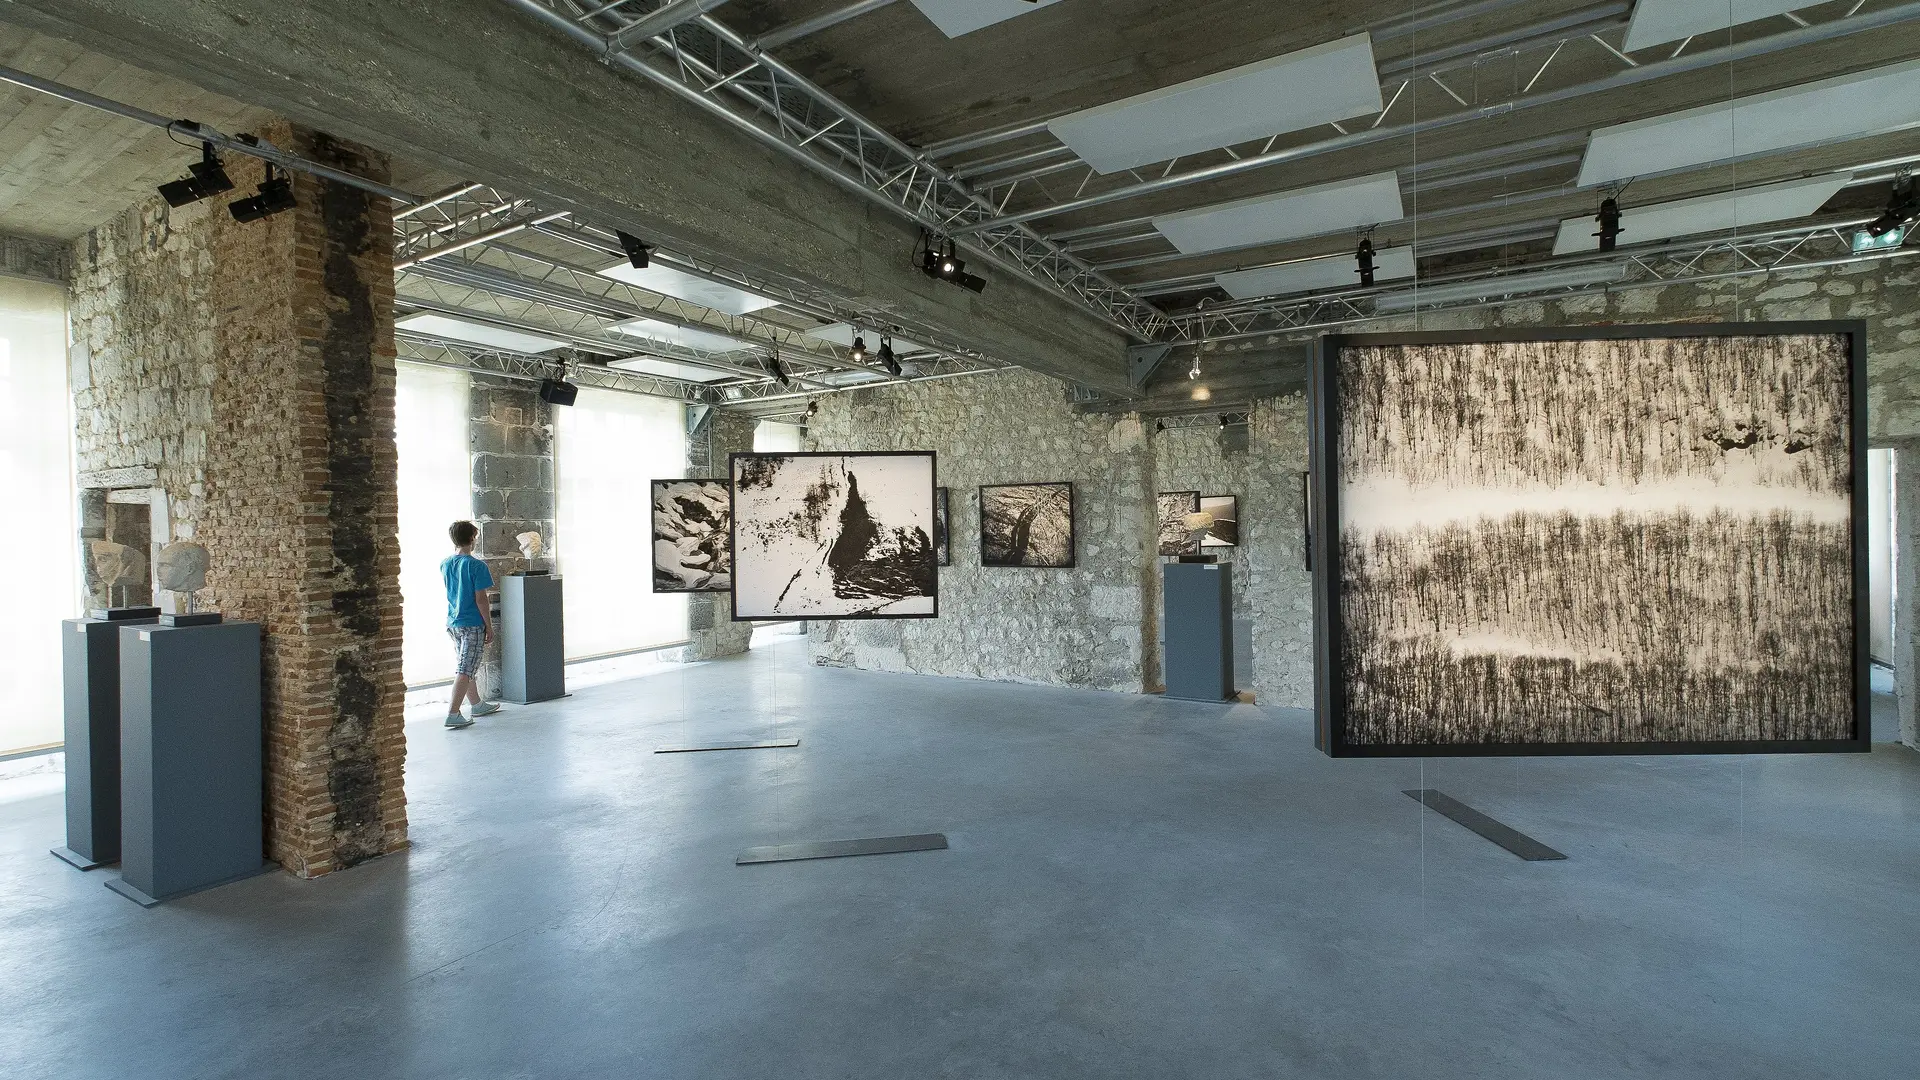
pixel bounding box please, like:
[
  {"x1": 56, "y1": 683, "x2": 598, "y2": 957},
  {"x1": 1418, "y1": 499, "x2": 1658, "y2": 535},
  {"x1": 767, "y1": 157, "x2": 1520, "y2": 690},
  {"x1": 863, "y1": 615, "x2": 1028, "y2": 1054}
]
[{"x1": 538, "y1": 378, "x2": 579, "y2": 407}]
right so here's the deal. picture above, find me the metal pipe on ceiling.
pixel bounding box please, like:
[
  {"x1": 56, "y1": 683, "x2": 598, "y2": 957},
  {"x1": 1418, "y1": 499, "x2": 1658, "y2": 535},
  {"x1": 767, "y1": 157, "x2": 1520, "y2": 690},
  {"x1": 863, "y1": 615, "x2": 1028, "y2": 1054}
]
[
  {"x1": 948, "y1": 1, "x2": 1920, "y2": 235},
  {"x1": 753, "y1": 0, "x2": 902, "y2": 51},
  {"x1": 608, "y1": 0, "x2": 734, "y2": 49},
  {"x1": 1374, "y1": 2, "x2": 1630, "y2": 81},
  {"x1": 0, "y1": 63, "x2": 423, "y2": 205},
  {"x1": 1367, "y1": 0, "x2": 1543, "y2": 43}
]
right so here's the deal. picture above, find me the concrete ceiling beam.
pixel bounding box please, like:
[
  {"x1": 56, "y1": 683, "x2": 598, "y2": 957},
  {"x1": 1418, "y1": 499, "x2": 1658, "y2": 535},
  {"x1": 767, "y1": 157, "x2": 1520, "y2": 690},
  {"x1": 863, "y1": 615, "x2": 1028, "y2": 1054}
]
[{"x1": 0, "y1": 0, "x2": 1136, "y2": 394}]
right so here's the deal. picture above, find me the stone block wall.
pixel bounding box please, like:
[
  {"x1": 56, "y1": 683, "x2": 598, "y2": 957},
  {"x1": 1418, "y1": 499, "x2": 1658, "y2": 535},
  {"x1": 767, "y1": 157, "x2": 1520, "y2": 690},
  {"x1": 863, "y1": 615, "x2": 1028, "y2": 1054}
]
[
  {"x1": 466, "y1": 375, "x2": 556, "y2": 692},
  {"x1": 805, "y1": 368, "x2": 1157, "y2": 693},
  {"x1": 685, "y1": 407, "x2": 755, "y2": 661},
  {"x1": 68, "y1": 123, "x2": 406, "y2": 877}
]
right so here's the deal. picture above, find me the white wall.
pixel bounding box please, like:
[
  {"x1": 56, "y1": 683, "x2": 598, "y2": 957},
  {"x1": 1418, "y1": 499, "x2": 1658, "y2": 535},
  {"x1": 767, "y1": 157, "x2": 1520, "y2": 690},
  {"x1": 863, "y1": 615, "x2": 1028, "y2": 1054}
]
[{"x1": 394, "y1": 363, "x2": 475, "y2": 686}]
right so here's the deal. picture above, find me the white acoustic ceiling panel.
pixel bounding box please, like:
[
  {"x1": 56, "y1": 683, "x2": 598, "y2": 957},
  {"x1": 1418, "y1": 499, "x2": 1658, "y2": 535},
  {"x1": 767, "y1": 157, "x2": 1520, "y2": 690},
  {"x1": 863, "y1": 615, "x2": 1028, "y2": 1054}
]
[
  {"x1": 1049, "y1": 34, "x2": 1385, "y2": 174},
  {"x1": 805, "y1": 322, "x2": 935, "y2": 356},
  {"x1": 1550, "y1": 173, "x2": 1852, "y2": 254},
  {"x1": 1623, "y1": 0, "x2": 1812, "y2": 52},
  {"x1": 910, "y1": 0, "x2": 1063, "y2": 38},
  {"x1": 608, "y1": 355, "x2": 735, "y2": 383},
  {"x1": 598, "y1": 262, "x2": 777, "y2": 315},
  {"x1": 1215, "y1": 246, "x2": 1415, "y2": 300},
  {"x1": 1578, "y1": 58, "x2": 1920, "y2": 186},
  {"x1": 396, "y1": 312, "x2": 568, "y2": 354},
  {"x1": 1153, "y1": 171, "x2": 1405, "y2": 256},
  {"x1": 613, "y1": 317, "x2": 753, "y2": 354}
]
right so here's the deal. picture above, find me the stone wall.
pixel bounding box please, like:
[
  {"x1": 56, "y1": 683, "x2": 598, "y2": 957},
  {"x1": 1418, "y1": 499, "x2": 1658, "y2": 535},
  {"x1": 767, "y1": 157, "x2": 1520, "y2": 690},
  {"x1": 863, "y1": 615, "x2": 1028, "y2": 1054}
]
[
  {"x1": 805, "y1": 368, "x2": 1157, "y2": 693},
  {"x1": 67, "y1": 124, "x2": 406, "y2": 877},
  {"x1": 685, "y1": 407, "x2": 755, "y2": 661},
  {"x1": 467, "y1": 374, "x2": 556, "y2": 692}
]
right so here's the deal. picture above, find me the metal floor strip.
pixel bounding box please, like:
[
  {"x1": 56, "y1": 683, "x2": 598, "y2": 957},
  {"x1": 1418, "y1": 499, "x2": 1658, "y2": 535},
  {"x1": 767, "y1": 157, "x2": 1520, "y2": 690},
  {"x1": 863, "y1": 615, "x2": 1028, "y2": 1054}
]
[
  {"x1": 736, "y1": 833, "x2": 948, "y2": 865},
  {"x1": 1404, "y1": 789, "x2": 1567, "y2": 861}
]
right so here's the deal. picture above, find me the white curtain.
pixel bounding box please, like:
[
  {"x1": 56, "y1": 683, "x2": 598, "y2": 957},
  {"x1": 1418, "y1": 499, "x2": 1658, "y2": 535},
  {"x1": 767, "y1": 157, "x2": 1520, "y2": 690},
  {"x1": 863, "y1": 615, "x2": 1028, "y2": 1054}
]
[
  {"x1": 754, "y1": 420, "x2": 804, "y2": 453},
  {"x1": 0, "y1": 277, "x2": 77, "y2": 754},
  {"x1": 556, "y1": 387, "x2": 687, "y2": 657},
  {"x1": 394, "y1": 363, "x2": 474, "y2": 686}
]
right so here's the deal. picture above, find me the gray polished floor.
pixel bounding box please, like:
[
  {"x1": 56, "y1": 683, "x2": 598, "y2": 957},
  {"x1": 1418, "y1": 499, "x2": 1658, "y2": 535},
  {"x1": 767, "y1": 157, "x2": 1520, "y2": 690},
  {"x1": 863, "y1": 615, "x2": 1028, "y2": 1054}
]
[{"x1": 3, "y1": 642, "x2": 1918, "y2": 1079}]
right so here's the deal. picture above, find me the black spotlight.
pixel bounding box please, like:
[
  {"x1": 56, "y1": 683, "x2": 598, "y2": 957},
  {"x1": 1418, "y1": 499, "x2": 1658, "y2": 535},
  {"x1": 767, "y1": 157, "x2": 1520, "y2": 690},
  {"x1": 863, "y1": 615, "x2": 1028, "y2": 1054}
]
[
  {"x1": 616, "y1": 230, "x2": 652, "y2": 269},
  {"x1": 158, "y1": 142, "x2": 234, "y2": 208},
  {"x1": 768, "y1": 351, "x2": 792, "y2": 387},
  {"x1": 1355, "y1": 237, "x2": 1376, "y2": 286},
  {"x1": 229, "y1": 163, "x2": 296, "y2": 222},
  {"x1": 1867, "y1": 175, "x2": 1919, "y2": 238},
  {"x1": 938, "y1": 240, "x2": 960, "y2": 279},
  {"x1": 951, "y1": 269, "x2": 987, "y2": 293},
  {"x1": 538, "y1": 377, "x2": 579, "y2": 407},
  {"x1": 877, "y1": 337, "x2": 902, "y2": 377},
  {"x1": 850, "y1": 334, "x2": 868, "y2": 362},
  {"x1": 919, "y1": 233, "x2": 987, "y2": 292},
  {"x1": 1595, "y1": 196, "x2": 1624, "y2": 251}
]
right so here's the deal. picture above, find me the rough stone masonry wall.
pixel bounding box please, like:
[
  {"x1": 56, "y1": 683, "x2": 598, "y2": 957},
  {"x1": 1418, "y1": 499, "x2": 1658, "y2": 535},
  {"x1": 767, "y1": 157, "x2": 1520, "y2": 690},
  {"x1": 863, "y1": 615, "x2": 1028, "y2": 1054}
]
[
  {"x1": 68, "y1": 125, "x2": 406, "y2": 877},
  {"x1": 685, "y1": 407, "x2": 755, "y2": 661},
  {"x1": 805, "y1": 368, "x2": 1157, "y2": 693}
]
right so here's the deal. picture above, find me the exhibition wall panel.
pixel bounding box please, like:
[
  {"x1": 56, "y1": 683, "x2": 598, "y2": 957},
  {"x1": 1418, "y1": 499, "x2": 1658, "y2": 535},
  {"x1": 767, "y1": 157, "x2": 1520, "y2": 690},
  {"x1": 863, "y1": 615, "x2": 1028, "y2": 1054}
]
[{"x1": 1313, "y1": 324, "x2": 1868, "y2": 756}]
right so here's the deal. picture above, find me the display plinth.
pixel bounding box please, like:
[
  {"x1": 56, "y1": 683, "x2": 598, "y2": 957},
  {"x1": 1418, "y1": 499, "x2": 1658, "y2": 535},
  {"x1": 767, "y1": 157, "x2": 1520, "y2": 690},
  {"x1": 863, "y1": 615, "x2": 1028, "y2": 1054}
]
[
  {"x1": 501, "y1": 573, "x2": 565, "y2": 704},
  {"x1": 54, "y1": 612, "x2": 160, "y2": 869},
  {"x1": 113, "y1": 620, "x2": 265, "y2": 905},
  {"x1": 1163, "y1": 562, "x2": 1234, "y2": 702}
]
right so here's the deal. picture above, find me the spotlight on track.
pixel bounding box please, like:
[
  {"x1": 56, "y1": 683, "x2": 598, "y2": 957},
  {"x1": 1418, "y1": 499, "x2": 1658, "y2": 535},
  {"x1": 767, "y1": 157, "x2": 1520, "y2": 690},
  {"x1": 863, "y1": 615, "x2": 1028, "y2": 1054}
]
[
  {"x1": 229, "y1": 163, "x2": 295, "y2": 222},
  {"x1": 1866, "y1": 174, "x2": 1919, "y2": 238},
  {"x1": 616, "y1": 230, "x2": 653, "y2": 269},
  {"x1": 768, "y1": 350, "x2": 791, "y2": 387},
  {"x1": 158, "y1": 141, "x2": 233, "y2": 208},
  {"x1": 878, "y1": 336, "x2": 902, "y2": 377},
  {"x1": 538, "y1": 376, "x2": 579, "y2": 407},
  {"x1": 920, "y1": 232, "x2": 987, "y2": 293},
  {"x1": 1355, "y1": 235, "x2": 1376, "y2": 286},
  {"x1": 1594, "y1": 195, "x2": 1624, "y2": 252},
  {"x1": 850, "y1": 333, "x2": 868, "y2": 362}
]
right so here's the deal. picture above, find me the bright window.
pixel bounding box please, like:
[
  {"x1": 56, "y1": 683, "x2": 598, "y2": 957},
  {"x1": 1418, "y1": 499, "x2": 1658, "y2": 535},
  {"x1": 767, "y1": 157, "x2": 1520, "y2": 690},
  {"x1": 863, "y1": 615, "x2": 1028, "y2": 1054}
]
[
  {"x1": 754, "y1": 419, "x2": 803, "y2": 452},
  {"x1": 555, "y1": 388, "x2": 687, "y2": 657},
  {"x1": 394, "y1": 363, "x2": 474, "y2": 686},
  {"x1": 0, "y1": 277, "x2": 77, "y2": 754}
]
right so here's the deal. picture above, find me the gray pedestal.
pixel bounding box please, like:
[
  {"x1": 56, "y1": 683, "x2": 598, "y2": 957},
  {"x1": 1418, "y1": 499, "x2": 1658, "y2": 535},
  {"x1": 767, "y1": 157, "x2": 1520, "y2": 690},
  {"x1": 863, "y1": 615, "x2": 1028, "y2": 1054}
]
[
  {"x1": 501, "y1": 574, "x2": 565, "y2": 704},
  {"x1": 53, "y1": 611, "x2": 158, "y2": 869},
  {"x1": 110, "y1": 620, "x2": 268, "y2": 906},
  {"x1": 1163, "y1": 562, "x2": 1234, "y2": 702}
]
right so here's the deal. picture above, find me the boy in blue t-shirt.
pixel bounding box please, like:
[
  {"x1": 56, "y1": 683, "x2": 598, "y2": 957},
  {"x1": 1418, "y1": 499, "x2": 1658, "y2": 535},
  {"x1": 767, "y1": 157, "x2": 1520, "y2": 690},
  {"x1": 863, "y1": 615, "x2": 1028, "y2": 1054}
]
[{"x1": 442, "y1": 520, "x2": 501, "y2": 728}]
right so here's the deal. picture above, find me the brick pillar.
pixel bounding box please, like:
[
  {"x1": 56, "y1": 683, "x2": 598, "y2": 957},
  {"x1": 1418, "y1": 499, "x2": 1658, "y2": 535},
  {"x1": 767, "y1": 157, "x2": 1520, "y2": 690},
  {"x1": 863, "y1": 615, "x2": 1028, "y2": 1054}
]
[
  {"x1": 684, "y1": 407, "x2": 756, "y2": 660},
  {"x1": 468, "y1": 375, "x2": 556, "y2": 689}
]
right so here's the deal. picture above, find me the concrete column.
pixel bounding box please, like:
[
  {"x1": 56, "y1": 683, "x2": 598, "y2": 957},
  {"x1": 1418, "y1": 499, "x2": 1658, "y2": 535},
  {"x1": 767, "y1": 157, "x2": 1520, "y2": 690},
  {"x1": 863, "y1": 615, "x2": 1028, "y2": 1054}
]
[
  {"x1": 1893, "y1": 443, "x2": 1920, "y2": 749},
  {"x1": 68, "y1": 122, "x2": 406, "y2": 878},
  {"x1": 468, "y1": 375, "x2": 557, "y2": 691},
  {"x1": 684, "y1": 408, "x2": 756, "y2": 661}
]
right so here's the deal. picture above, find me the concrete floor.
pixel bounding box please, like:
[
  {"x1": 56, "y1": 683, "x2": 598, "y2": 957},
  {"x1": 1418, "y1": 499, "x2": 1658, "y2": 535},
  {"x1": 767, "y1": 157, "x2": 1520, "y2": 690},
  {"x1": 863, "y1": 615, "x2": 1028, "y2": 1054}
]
[{"x1": 2, "y1": 641, "x2": 1918, "y2": 1079}]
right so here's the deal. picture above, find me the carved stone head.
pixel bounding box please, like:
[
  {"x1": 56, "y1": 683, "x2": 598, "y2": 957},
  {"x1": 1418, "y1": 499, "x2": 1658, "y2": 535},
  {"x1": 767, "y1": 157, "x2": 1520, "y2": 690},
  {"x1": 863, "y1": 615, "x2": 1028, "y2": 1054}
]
[
  {"x1": 156, "y1": 541, "x2": 210, "y2": 594},
  {"x1": 88, "y1": 540, "x2": 147, "y2": 589},
  {"x1": 517, "y1": 531, "x2": 544, "y2": 561}
]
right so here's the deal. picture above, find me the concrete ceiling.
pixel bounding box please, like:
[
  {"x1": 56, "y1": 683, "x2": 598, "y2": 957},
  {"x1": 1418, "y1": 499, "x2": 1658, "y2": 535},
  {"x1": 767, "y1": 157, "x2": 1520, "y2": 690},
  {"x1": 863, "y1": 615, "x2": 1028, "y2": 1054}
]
[{"x1": 724, "y1": 0, "x2": 1920, "y2": 308}]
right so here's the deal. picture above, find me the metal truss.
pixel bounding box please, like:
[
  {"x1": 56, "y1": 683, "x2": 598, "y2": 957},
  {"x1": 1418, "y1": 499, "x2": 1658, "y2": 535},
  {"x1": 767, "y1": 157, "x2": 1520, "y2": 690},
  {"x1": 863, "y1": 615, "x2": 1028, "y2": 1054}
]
[
  {"x1": 495, "y1": 0, "x2": 1170, "y2": 340},
  {"x1": 1163, "y1": 219, "x2": 1917, "y2": 346},
  {"x1": 395, "y1": 335, "x2": 709, "y2": 402}
]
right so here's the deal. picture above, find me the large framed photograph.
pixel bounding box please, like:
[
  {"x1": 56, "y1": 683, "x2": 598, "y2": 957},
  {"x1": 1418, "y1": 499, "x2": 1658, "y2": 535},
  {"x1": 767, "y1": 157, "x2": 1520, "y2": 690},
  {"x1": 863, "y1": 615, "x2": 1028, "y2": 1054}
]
[
  {"x1": 1157, "y1": 490, "x2": 1200, "y2": 555},
  {"x1": 1200, "y1": 495, "x2": 1239, "y2": 548},
  {"x1": 651, "y1": 479, "x2": 731, "y2": 593},
  {"x1": 980, "y1": 482, "x2": 1076, "y2": 568},
  {"x1": 729, "y1": 451, "x2": 938, "y2": 620},
  {"x1": 1312, "y1": 323, "x2": 1868, "y2": 757}
]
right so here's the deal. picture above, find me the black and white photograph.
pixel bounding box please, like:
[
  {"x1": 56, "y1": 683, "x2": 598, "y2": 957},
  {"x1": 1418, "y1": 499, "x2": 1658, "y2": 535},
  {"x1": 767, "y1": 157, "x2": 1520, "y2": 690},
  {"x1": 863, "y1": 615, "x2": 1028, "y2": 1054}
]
[
  {"x1": 1320, "y1": 327, "x2": 1863, "y2": 754},
  {"x1": 934, "y1": 486, "x2": 951, "y2": 567},
  {"x1": 1200, "y1": 495, "x2": 1239, "y2": 548},
  {"x1": 651, "y1": 479, "x2": 731, "y2": 593},
  {"x1": 729, "y1": 451, "x2": 938, "y2": 619},
  {"x1": 981, "y1": 482, "x2": 1076, "y2": 568},
  {"x1": 1157, "y1": 490, "x2": 1199, "y2": 556}
]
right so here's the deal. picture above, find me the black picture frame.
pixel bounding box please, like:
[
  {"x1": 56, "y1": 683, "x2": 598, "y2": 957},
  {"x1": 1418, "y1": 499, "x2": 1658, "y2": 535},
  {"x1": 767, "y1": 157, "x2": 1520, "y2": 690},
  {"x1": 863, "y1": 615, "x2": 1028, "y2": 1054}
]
[
  {"x1": 1200, "y1": 494, "x2": 1239, "y2": 548},
  {"x1": 650, "y1": 478, "x2": 732, "y2": 594},
  {"x1": 727, "y1": 450, "x2": 940, "y2": 621},
  {"x1": 934, "y1": 486, "x2": 951, "y2": 567},
  {"x1": 979, "y1": 481, "x2": 1077, "y2": 568},
  {"x1": 1300, "y1": 472, "x2": 1312, "y2": 572},
  {"x1": 1312, "y1": 322, "x2": 1870, "y2": 758}
]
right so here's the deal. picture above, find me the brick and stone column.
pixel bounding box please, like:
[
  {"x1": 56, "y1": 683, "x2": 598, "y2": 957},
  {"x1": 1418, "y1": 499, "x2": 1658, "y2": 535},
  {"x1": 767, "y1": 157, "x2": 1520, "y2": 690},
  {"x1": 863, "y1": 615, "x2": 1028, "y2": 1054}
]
[{"x1": 69, "y1": 122, "x2": 406, "y2": 877}]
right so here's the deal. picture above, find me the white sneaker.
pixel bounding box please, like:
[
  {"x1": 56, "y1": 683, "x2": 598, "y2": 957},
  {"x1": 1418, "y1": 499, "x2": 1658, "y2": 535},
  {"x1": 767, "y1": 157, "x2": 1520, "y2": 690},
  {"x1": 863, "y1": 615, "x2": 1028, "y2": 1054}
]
[
  {"x1": 470, "y1": 701, "x2": 502, "y2": 717},
  {"x1": 445, "y1": 713, "x2": 474, "y2": 729}
]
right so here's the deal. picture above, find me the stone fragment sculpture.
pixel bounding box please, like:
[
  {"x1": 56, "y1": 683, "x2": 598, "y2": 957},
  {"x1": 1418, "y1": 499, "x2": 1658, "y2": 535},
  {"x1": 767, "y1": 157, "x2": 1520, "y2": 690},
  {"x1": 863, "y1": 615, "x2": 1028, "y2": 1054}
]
[{"x1": 156, "y1": 541, "x2": 210, "y2": 594}]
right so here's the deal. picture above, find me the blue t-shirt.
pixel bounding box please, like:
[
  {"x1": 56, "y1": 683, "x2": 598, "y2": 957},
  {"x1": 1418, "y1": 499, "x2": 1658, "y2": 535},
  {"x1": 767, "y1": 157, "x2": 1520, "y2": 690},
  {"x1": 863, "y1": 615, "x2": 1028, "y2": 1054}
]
[{"x1": 442, "y1": 553, "x2": 494, "y2": 628}]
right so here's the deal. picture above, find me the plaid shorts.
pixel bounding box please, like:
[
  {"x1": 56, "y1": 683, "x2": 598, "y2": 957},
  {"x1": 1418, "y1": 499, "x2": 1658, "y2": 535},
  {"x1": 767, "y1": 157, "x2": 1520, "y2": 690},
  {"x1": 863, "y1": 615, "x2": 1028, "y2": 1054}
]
[{"x1": 448, "y1": 625, "x2": 486, "y2": 677}]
